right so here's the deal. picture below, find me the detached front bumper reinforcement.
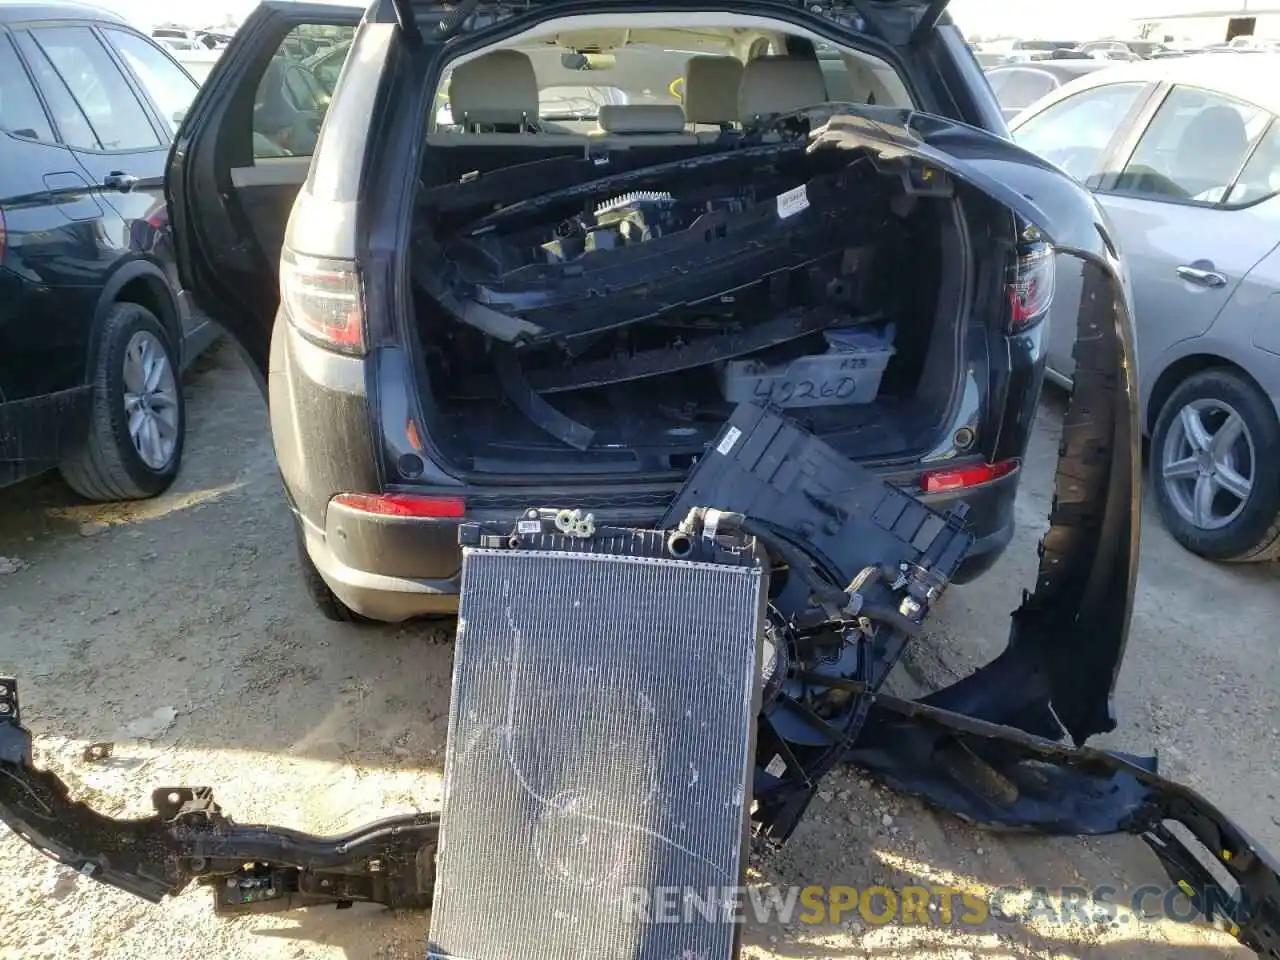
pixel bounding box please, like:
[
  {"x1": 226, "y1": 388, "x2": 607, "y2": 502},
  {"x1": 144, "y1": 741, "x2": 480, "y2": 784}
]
[
  {"x1": 1, "y1": 677, "x2": 1276, "y2": 954},
  {"x1": 0, "y1": 678, "x2": 437, "y2": 916}
]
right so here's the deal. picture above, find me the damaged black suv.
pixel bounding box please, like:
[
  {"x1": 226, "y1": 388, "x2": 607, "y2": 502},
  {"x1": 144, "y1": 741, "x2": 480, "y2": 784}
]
[
  {"x1": 11, "y1": 2, "x2": 1280, "y2": 952},
  {"x1": 173, "y1": 0, "x2": 1059, "y2": 622}
]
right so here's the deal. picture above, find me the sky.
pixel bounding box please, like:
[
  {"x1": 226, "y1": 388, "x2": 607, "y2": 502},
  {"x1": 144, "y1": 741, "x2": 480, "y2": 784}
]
[{"x1": 92, "y1": 0, "x2": 1185, "y2": 40}]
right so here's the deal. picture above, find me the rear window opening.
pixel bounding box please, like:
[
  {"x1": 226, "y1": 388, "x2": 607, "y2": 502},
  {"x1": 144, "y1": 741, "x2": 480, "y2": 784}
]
[{"x1": 399, "y1": 15, "x2": 993, "y2": 479}]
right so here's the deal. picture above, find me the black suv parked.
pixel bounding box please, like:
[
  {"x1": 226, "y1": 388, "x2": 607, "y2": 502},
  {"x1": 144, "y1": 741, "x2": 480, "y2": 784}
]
[
  {"x1": 169, "y1": 0, "x2": 1132, "y2": 622},
  {"x1": 0, "y1": 2, "x2": 216, "y2": 500}
]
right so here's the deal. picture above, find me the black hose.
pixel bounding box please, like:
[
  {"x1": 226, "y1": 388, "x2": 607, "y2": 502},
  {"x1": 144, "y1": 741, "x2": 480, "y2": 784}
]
[
  {"x1": 737, "y1": 518, "x2": 922, "y2": 638},
  {"x1": 739, "y1": 518, "x2": 848, "y2": 606},
  {"x1": 859, "y1": 603, "x2": 924, "y2": 638}
]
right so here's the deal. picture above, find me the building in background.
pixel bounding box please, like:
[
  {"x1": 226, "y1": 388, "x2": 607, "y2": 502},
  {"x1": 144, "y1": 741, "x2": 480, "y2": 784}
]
[{"x1": 1130, "y1": 2, "x2": 1280, "y2": 43}]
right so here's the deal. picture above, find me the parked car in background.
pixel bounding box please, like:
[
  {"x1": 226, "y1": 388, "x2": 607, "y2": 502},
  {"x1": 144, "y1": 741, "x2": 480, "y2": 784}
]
[
  {"x1": 1073, "y1": 40, "x2": 1143, "y2": 61},
  {"x1": 985, "y1": 59, "x2": 1111, "y2": 122},
  {"x1": 971, "y1": 38, "x2": 1082, "y2": 66},
  {"x1": 0, "y1": 1, "x2": 215, "y2": 500},
  {"x1": 1010, "y1": 56, "x2": 1280, "y2": 561}
]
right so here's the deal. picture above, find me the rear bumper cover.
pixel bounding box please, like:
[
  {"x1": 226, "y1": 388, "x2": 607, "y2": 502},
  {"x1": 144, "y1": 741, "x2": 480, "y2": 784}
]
[{"x1": 304, "y1": 468, "x2": 1017, "y2": 621}]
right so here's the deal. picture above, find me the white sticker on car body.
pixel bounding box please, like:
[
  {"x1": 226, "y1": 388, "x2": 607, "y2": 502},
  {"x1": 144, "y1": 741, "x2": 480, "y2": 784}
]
[
  {"x1": 776, "y1": 184, "x2": 809, "y2": 219},
  {"x1": 716, "y1": 426, "x2": 742, "y2": 455}
]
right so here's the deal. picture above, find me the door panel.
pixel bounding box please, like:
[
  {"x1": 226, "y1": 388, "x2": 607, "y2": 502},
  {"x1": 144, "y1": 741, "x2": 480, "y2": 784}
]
[
  {"x1": 15, "y1": 26, "x2": 170, "y2": 286},
  {"x1": 1097, "y1": 89, "x2": 1280, "y2": 397},
  {"x1": 165, "y1": 3, "x2": 362, "y2": 378},
  {"x1": 0, "y1": 33, "x2": 105, "y2": 399}
]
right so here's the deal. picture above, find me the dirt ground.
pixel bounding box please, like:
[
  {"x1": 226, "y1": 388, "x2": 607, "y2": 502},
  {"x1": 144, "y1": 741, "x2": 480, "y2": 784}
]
[{"x1": 1, "y1": 341, "x2": 1277, "y2": 959}]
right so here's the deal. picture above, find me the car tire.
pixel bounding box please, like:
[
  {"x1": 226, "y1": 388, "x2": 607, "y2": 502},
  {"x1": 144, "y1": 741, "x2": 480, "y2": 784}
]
[
  {"x1": 1149, "y1": 367, "x2": 1280, "y2": 561},
  {"x1": 60, "y1": 302, "x2": 185, "y2": 502},
  {"x1": 296, "y1": 529, "x2": 367, "y2": 623}
]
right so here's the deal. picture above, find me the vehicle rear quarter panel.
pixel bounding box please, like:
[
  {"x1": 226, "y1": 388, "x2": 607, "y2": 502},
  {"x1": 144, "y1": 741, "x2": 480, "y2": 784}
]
[
  {"x1": 1246, "y1": 245, "x2": 1280, "y2": 361},
  {"x1": 1140, "y1": 212, "x2": 1280, "y2": 426},
  {"x1": 269, "y1": 318, "x2": 382, "y2": 530}
]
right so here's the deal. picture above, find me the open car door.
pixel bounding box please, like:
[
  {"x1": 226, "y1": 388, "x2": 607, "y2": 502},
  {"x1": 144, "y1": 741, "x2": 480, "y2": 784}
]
[{"x1": 165, "y1": 0, "x2": 364, "y2": 381}]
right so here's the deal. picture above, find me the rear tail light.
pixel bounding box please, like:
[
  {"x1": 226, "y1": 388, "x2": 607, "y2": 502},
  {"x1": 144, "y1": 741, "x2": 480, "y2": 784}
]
[
  {"x1": 332, "y1": 492, "x2": 466, "y2": 518},
  {"x1": 280, "y1": 248, "x2": 364, "y2": 353},
  {"x1": 0, "y1": 208, "x2": 7, "y2": 262},
  {"x1": 1006, "y1": 236, "x2": 1055, "y2": 334},
  {"x1": 921, "y1": 458, "x2": 1019, "y2": 494}
]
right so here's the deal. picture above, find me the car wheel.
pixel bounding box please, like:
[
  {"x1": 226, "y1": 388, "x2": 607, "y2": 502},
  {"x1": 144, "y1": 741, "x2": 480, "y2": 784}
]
[
  {"x1": 1149, "y1": 368, "x2": 1280, "y2": 561},
  {"x1": 60, "y1": 302, "x2": 185, "y2": 501},
  {"x1": 295, "y1": 529, "x2": 367, "y2": 623}
]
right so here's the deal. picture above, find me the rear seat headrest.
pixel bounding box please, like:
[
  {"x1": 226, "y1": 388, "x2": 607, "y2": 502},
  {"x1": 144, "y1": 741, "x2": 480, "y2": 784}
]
[
  {"x1": 683, "y1": 55, "x2": 744, "y2": 125},
  {"x1": 738, "y1": 55, "x2": 827, "y2": 124},
  {"x1": 597, "y1": 104, "x2": 687, "y2": 134},
  {"x1": 448, "y1": 50, "x2": 539, "y2": 128}
]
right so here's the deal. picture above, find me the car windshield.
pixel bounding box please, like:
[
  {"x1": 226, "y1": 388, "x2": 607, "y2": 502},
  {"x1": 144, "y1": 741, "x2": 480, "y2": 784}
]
[
  {"x1": 437, "y1": 43, "x2": 696, "y2": 124},
  {"x1": 537, "y1": 84, "x2": 630, "y2": 119},
  {"x1": 304, "y1": 41, "x2": 353, "y2": 90}
]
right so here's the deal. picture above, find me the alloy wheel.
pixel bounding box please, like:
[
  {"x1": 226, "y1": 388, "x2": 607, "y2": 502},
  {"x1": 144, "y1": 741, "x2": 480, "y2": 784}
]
[
  {"x1": 1160, "y1": 398, "x2": 1255, "y2": 531},
  {"x1": 121, "y1": 330, "x2": 180, "y2": 470}
]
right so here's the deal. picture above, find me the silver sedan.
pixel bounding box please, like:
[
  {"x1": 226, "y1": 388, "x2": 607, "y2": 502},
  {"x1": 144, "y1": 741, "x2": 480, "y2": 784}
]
[{"x1": 1009, "y1": 55, "x2": 1280, "y2": 561}]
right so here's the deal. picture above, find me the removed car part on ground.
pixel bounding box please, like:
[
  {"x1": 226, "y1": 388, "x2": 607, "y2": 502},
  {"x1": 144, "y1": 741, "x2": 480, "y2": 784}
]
[{"x1": 3, "y1": 406, "x2": 1279, "y2": 956}]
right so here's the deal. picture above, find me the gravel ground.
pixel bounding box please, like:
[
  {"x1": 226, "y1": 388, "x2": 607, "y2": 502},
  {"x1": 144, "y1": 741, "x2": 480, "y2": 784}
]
[{"x1": 1, "y1": 341, "x2": 1276, "y2": 959}]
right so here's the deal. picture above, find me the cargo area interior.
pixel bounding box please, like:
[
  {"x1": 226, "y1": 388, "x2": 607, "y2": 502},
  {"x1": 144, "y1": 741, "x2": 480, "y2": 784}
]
[{"x1": 405, "y1": 18, "x2": 981, "y2": 476}]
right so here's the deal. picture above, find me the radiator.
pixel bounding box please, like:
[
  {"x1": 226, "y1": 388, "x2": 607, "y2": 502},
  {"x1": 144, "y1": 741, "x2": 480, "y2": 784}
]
[{"x1": 428, "y1": 525, "x2": 766, "y2": 960}]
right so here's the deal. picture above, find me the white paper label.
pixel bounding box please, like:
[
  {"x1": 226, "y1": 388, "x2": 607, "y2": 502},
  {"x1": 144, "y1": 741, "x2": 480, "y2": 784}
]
[
  {"x1": 765, "y1": 754, "x2": 787, "y2": 778},
  {"x1": 716, "y1": 426, "x2": 743, "y2": 456},
  {"x1": 516, "y1": 519, "x2": 541, "y2": 534},
  {"x1": 776, "y1": 184, "x2": 809, "y2": 219}
]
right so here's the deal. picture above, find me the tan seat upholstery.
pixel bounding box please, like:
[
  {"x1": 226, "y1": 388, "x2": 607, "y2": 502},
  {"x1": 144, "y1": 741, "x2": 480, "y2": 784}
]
[
  {"x1": 840, "y1": 59, "x2": 900, "y2": 106},
  {"x1": 737, "y1": 55, "x2": 827, "y2": 125},
  {"x1": 448, "y1": 50, "x2": 539, "y2": 131},
  {"x1": 591, "y1": 104, "x2": 696, "y2": 145},
  {"x1": 683, "y1": 55, "x2": 743, "y2": 141}
]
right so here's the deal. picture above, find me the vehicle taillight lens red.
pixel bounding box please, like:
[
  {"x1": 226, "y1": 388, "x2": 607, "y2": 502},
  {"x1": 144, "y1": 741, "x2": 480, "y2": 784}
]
[
  {"x1": 0, "y1": 208, "x2": 7, "y2": 262},
  {"x1": 1006, "y1": 239, "x2": 1055, "y2": 334},
  {"x1": 332, "y1": 492, "x2": 466, "y2": 518},
  {"x1": 280, "y1": 248, "x2": 364, "y2": 353},
  {"x1": 920, "y1": 459, "x2": 1019, "y2": 494}
]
